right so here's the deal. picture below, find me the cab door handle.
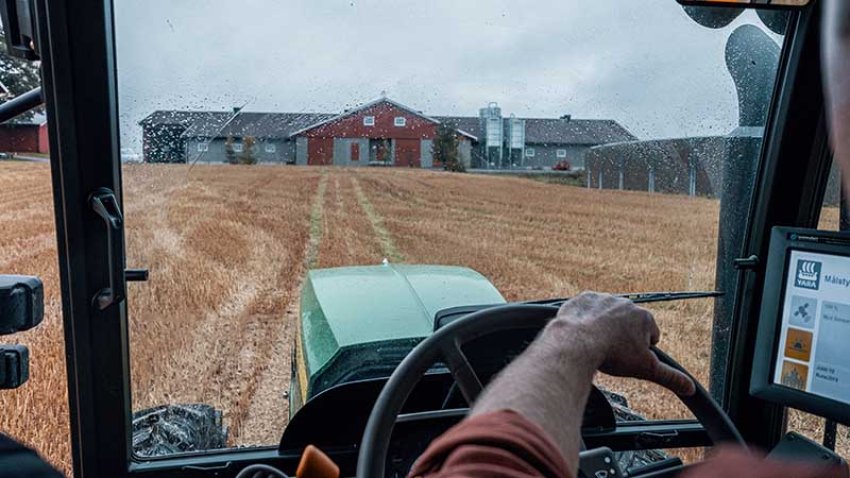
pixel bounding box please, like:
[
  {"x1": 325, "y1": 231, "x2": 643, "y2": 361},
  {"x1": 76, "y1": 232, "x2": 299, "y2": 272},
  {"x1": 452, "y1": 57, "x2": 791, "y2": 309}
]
[{"x1": 89, "y1": 188, "x2": 126, "y2": 310}]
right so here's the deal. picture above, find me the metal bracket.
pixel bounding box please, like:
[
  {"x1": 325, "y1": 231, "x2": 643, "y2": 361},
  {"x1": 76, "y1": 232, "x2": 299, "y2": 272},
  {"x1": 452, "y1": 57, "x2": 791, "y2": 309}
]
[{"x1": 125, "y1": 269, "x2": 149, "y2": 282}]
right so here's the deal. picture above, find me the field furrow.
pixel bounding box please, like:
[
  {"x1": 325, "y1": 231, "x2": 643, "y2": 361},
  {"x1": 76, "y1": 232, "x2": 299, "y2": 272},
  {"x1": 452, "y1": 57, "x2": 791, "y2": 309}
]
[
  {"x1": 315, "y1": 170, "x2": 386, "y2": 268},
  {"x1": 351, "y1": 176, "x2": 403, "y2": 262}
]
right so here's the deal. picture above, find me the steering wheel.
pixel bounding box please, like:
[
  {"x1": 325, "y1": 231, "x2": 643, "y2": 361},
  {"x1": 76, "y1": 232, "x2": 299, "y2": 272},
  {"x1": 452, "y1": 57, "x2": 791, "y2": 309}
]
[{"x1": 357, "y1": 304, "x2": 744, "y2": 477}]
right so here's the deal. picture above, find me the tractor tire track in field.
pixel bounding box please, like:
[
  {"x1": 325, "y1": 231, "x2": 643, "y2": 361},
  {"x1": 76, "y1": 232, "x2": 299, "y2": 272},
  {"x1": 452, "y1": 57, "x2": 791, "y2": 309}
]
[
  {"x1": 305, "y1": 171, "x2": 329, "y2": 268},
  {"x1": 239, "y1": 170, "x2": 328, "y2": 444},
  {"x1": 351, "y1": 175, "x2": 404, "y2": 262}
]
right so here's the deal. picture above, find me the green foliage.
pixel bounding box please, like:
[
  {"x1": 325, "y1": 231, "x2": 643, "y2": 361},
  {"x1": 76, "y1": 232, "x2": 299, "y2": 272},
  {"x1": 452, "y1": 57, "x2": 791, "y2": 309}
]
[
  {"x1": 433, "y1": 122, "x2": 464, "y2": 172},
  {"x1": 239, "y1": 136, "x2": 257, "y2": 165},
  {"x1": 224, "y1": 136, "x2": 238, "y2": 164},
  {"x1": 0, "y1": 30, "x2": 42, "y2": 122}
]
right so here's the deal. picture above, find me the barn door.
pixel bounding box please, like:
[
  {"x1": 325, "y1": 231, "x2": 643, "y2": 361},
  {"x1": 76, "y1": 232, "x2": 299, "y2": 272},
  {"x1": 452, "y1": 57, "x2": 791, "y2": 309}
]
[{"x1": 395, "y1": 139, "x2": 420, "y2": 168}]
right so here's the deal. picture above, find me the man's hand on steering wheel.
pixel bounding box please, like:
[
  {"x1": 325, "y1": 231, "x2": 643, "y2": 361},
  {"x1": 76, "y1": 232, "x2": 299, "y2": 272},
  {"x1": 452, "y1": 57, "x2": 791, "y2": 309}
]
[
  {"x1": 555, "y1": 292, "x2": 696, "y2": 397},
  {"x1": 359, "y1": 293, "x2": 743, "y2": 477}
]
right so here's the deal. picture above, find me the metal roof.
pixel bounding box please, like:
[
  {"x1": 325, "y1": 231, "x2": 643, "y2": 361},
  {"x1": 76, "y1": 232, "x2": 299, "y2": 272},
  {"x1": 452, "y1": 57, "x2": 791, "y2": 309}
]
[
  {"x1": 139, "y1": 110, "x2": 333, "y2": 139},
  {"x1": 182, "y1": 112, "x2": 334, "y2": 139},
  {"x1": 523, "y1": 118, "x2": 637, "y2": 145},
  {"x1": 433, "y1": 116, "x2": 482, "y2": 140},
  {"x1": 140, "y1": 106, "x2": 635, "y2": 145},
  {"x1": 138, "y1": 110, "x2": 219, "y2": 127}
]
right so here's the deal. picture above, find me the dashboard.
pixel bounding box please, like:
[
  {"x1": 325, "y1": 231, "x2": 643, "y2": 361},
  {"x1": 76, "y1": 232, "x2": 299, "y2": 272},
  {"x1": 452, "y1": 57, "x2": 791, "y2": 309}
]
[{"x1": 279, "y1": 373, "x2": 617, "y2": 476}]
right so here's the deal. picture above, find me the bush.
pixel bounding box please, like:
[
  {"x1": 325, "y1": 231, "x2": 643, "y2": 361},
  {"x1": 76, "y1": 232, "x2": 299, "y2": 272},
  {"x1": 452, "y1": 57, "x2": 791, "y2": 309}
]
[
  {"x1": 238, "y1": 136, "x2": 258, "y2": 165},
  {"x1": 433, "y1": 122, "x2": 465, "y2": 172},
  {"x1": 224, "y1": 136, "x2": 238, "y2": 165}
]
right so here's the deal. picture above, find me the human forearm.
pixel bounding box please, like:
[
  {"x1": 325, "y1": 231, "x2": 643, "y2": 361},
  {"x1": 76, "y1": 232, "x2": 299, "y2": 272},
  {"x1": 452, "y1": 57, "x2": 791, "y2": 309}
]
[{"x1": 471, "y1": 319, "x2": 603, "y2": 471}]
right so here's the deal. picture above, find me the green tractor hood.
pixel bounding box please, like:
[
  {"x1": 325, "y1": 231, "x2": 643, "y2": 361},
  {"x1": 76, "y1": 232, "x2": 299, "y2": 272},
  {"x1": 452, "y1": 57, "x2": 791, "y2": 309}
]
[{"x1": 294, "y1": 263, "x2": 505, "y2": 405}]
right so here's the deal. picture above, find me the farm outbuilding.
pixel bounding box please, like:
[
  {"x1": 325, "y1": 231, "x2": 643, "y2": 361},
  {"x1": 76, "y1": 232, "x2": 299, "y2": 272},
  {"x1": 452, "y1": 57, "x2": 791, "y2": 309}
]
[
  {"x1": 583, "y1": 134, "x2": 837, "y2": 200},
  {"x1": 0, "y1": 117, "x2": 49, "y2": 154},
  {"x1": 139, "y1": 97, "x2": 634, "y2": 169}
]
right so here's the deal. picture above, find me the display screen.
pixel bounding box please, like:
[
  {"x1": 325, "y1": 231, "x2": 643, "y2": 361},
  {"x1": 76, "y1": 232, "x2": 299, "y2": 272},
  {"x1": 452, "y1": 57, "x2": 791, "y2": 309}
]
[{"x1": 773, "y1": 250, "x2": 850, "y2": 403}]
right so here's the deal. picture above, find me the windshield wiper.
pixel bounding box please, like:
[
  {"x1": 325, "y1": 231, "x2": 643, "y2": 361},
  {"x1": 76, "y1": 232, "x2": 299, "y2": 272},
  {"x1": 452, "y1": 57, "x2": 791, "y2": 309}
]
[{"x1": 526, "y1": 290, "x2": 724, "y2": 308}]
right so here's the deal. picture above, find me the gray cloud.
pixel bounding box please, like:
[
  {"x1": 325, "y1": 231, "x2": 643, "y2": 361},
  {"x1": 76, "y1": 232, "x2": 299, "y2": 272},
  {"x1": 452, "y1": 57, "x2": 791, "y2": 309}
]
[{"x1": 114, "y1": 0, "x2": 782, "y2": 152}]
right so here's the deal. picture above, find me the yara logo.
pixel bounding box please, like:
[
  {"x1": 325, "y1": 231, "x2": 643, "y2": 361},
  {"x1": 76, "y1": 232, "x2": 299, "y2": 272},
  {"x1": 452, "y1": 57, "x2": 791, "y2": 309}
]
[{"x1": 796, "y1": 260, "x2": 822, "y2": 290}]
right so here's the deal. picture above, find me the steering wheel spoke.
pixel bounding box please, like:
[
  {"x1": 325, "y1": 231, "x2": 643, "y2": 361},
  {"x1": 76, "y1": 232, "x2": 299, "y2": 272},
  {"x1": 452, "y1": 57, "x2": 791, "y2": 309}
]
[{"x1": 441, "y1": 341, "x2": 484, "y2": 404}]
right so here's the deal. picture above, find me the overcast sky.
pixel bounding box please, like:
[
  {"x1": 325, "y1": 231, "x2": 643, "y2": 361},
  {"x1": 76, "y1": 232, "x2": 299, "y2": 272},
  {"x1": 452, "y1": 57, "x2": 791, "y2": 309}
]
[{"x1": 113, "y1": 0, "x2": 782, "y2": 152}]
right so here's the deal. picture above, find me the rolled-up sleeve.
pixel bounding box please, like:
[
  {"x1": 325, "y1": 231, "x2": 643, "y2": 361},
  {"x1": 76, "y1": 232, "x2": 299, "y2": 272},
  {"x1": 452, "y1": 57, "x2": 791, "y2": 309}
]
[{"x1": 407, "y1": 410, "x2": 572, "y2": 478}]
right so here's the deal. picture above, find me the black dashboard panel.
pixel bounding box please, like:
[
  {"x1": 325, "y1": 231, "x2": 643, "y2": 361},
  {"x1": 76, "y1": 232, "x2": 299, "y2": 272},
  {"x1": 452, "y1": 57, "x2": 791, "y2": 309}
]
[
  {"x1": 279, "y1": 374, "x2": 616, "y2": 452},
  {"x1": 279, "y1": 373, "x2": 455, "y2": 452}
]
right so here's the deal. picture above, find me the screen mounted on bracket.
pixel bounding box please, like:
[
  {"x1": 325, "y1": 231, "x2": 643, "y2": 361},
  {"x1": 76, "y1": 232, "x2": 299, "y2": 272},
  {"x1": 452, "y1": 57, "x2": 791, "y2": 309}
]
[{"x1": 752, "y1": 228, "x2": 850, "y2": 424}]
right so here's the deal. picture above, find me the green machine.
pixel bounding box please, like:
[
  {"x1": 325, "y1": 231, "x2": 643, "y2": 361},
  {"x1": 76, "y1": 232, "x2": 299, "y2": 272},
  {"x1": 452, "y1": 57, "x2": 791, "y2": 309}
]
[{"x1": 289, "y1": 264, "x2": 505, "y2": 413}]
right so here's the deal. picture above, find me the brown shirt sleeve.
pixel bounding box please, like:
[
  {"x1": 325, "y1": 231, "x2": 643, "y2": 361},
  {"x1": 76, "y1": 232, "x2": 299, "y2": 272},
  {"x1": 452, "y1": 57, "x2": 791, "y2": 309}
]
[{"x1": 407, "y1": 409, "x2": 572, "y2": 478}]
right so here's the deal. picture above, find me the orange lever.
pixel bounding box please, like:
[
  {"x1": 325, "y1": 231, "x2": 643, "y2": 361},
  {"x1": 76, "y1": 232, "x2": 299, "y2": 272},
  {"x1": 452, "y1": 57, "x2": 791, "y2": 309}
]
[{"x1": 296, "y1": 445, "x2": 340, "y2": 478}]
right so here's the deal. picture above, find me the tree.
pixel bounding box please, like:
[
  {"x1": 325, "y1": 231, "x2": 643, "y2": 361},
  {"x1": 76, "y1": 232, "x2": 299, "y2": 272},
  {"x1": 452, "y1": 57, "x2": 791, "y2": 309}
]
[
  {"x1": 433, "y1": 122, "x2": 464, "y2": 172},
  {"x1": 0, "y1": 29, "x2": 43, "y2": 122},
  {"x1": 224, "y1": 136, "x2": 238, "y2": 164},
  {"x1": 239, "y1": 136, "x2": 257, "y2": 165}
]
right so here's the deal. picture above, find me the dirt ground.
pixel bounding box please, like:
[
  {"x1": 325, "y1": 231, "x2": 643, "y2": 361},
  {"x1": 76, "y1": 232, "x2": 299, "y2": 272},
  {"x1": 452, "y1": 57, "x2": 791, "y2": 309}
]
[{"x1": 0, "y1": 162, "x2": 843, "y2": 474}]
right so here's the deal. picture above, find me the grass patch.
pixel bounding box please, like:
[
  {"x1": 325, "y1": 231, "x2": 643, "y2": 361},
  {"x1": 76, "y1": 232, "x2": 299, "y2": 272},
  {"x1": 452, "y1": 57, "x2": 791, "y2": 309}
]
[
  {"x1": 305, "y1": 172, "x2": 328, "y2": 269},
  {"x1": 351, "y1": 176, "x2": 404, "y2": 262}
]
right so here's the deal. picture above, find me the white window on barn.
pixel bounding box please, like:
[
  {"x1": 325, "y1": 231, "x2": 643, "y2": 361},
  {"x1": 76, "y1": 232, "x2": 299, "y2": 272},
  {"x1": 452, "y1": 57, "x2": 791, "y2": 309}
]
[
  {"x1": 265, "y1": 143, "x2": 276, "y2": 153},
  {"x1": 197, "y1": 143, "x2": 209, "y2": 152},
  {"x1": 363, "y1": 116, "x2": 375, "y2": 126},
  {"x1": 525, "y1": 148, "x2": 535, "y2": 157},
  {"x1": 557, "y1": 149, "x2": 567, "y2": 158},
  {"x1": 394, "y1": 116, "x2": 407, "y2": 127},
  {"x1": 232, "y1": 143, "x2": 243, "y2": 153}
]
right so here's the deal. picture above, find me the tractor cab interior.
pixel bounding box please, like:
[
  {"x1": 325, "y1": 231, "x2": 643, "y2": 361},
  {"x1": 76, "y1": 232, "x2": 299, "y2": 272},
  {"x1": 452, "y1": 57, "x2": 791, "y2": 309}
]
[{"x1": 0, "y1": 0, "x2": 849, "y2": 477}]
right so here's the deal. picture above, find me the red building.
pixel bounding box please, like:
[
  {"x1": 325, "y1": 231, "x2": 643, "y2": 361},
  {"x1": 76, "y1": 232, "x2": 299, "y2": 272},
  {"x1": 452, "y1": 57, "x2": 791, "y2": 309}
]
[
  {"x1": 290, "y1": 98, "x2": 476, "y2": 167},
  {"x1": 0, "y1": 120, "x2": 49, "y2": 154}
]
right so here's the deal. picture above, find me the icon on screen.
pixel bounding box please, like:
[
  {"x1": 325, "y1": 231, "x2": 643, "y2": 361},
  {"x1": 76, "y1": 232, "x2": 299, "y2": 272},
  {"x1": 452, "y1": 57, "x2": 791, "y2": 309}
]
[
  {"x1": 784, "y1": 328, "x2": 813, "y2": 361},
  {"x1": 780, "y1": 361, "x2": 809, "y2": 391},
  {"x1": 789, "y1": 296, "x2": 817, "y2": 329},
  {"x1": 795, "y1": 260, "x2": 822, "y2": 290}
]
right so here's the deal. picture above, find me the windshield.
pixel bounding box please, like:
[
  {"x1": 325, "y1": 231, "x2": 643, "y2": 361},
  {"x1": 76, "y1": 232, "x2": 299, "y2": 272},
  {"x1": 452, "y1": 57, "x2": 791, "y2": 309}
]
[{"x1": 103, "y1": 0, "x2": 794, "y2": 459}]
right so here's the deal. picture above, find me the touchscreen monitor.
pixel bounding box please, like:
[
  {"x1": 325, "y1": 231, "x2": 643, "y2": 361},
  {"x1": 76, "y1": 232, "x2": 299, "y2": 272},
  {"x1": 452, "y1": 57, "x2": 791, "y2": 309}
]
[{"x1": 751, "y1": 228, "x2": 850, "y2": 424}]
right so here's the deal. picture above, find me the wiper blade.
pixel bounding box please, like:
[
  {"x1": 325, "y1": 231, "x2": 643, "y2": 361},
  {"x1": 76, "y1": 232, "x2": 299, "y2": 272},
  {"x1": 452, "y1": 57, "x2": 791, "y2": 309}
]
[
  {"x1": 526, "y1": 290, "x2": 723, "y2": 308},
  {"x1": 620, "y1": 290, "x2": 724, "y2": 304}
]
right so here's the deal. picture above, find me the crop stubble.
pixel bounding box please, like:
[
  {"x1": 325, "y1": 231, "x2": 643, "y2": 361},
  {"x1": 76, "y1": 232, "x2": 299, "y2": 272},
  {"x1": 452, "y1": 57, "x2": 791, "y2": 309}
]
[{"x1": 0, "y1": 162, "x2": 844, "y2": 473}]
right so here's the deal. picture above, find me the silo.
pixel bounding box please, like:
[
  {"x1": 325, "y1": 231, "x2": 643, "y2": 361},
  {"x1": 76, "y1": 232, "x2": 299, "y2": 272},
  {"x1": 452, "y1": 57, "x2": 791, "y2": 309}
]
[
  {"x1": 479, "y1": 102, "x2": 503, "y2": 169},
  {"x1": 507, "y1": 115, "x2": 526, "y2": 167}
]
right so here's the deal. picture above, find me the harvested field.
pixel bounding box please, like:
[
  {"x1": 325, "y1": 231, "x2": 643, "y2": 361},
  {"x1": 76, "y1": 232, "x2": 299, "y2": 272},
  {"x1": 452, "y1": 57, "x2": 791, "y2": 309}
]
[{"x1": 0, "y1": 161, "x2": 844, "y2": 474}]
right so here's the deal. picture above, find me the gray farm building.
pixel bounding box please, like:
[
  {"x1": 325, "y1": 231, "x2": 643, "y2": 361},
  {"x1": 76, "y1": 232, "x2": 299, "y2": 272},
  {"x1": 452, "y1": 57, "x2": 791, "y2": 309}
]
[
  {"x1": 584, "y1": 136, "x2": 745, "y2": 198},
  {"x1": 139, "y1": 98, "x2": 636, "y2": 169}
]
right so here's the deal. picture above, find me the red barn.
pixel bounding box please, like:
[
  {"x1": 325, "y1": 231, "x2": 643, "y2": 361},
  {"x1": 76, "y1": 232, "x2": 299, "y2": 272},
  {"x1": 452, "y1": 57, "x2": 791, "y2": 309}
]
[
  {"x1": 0, "y1": 120, "x2": 49, "y2": 154},
  {"x1": 290, "y1": 98, "x2": 476, "y2": 167}
]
